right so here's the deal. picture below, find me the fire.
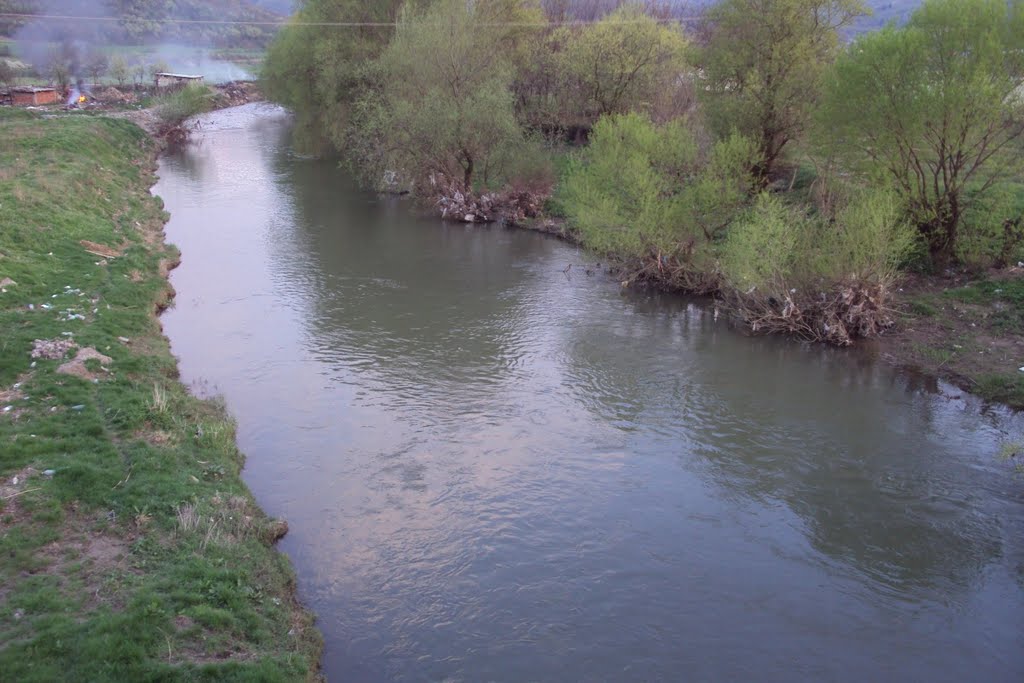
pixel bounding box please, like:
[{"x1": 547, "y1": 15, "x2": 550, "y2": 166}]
[{"x1": 78, "y1": 95, "x2": 86, "y2": 103}]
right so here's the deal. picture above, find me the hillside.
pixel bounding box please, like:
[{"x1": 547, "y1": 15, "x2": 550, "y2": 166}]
[{"x1": 1, "y1": 0, "x2": 285, "y2": 46}]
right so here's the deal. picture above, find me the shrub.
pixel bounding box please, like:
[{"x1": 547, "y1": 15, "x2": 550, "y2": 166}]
[
  {"x1": 720, "y1": 190, "x2": 914, "y2": 343},
  {"x1": 559, "y1": 112, "x2": 754, "y2": 289},
  {"x1": 957, "y1": 183, "x2": 1024, "y2": 270},
  {"x1": 155, "y1": 84, "x2": 216, "y2": 129}
]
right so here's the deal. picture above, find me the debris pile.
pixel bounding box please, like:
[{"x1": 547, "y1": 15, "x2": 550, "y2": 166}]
[{"x1": 31, "y1": 338, "x2": 77, "y2": 360}]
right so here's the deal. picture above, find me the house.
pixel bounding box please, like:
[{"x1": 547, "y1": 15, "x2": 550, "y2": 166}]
[
  {"x1": 154, "y1": 73, "x2": 204, "y2": 89},
  {"x1": 11, "y1": 87, "x2": 59, "y2": 106}
]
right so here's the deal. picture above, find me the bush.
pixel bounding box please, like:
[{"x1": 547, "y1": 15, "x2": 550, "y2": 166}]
[
  {"x1": 720, "y1": 190, "x2": 914, "y2": 343},
  {"x1": 958, "y1": 183, "x2": 1024, "y2": 270},
  {"x1": 559, "y1": 112, "x2": 754, "y2": 289},
  {"x1": 155, "y1": 84, "x2": 216, "y2": 129}
]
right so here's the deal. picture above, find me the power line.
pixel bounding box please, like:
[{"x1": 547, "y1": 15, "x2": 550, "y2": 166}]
[{"x1": 0, "y1": 12, "x2": 701, "y2": 28}]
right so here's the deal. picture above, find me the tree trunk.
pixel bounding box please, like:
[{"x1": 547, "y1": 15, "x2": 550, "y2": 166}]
[
  {"x1": 925, "y1": 211, "x2": 959, "y2": 271},
  {"x1": 463, "y1": 155, "x2": 474, "y2": 193}
]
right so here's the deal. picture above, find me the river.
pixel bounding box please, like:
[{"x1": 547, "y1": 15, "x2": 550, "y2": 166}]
[{"x1": 154, "y1": 104, "x2": 1024, "y2": 682}]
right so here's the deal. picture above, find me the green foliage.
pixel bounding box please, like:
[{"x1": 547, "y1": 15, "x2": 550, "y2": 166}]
[
  {"x1": 108, "y1": 1, "x2": 282, "y2": 47},
  {"x1": 352, "y1": 0, "x2": 527, "y2": 192},
  {"x1": 0, "y1": 57, "x2": 13, "y2": 88},
  {"x1": 819, "y1": 0, "x2": 1024, "y2": 268},
  {"x1": 85, "y1": 48, "x2": 109, "y2": 86},
  {"x1": 958, "y1": 183, "x2": 1024, "y2": 270},
  {"x1": 261, "y1": 0, "x2": 401, "y2": 153},
  {"x1": 720, "y1": 189, "x2": 913, "y2": 296},
  {"x1": 701, "y1": 0, "x2": 866, "y2": 185},
  {"x1": 107, "y1": 54, "x2": 129, "y2": 89},
  {"x1": 549, "y1": 4, "x2": 690, "y2": 126},
  {"x1": 154, "y1": 83, "x2": 215, "y2": 127},
  {"x1": 560, "y1": 112, "x2": 755, "y2": 269}
]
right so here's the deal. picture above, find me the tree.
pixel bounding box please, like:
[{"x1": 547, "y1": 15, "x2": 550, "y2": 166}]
[
  {"x1": 700, "y1": 0, "x2": 865, "y2": 187},
  {"x1": 261, "y1": 0, "x2": 402, "y2": 153},
  {"x1": 819, "y1": 0, "x2": 1024, "y2": 268},
  {"x1": 109, "y1": 54, "x2": 130, "y2": 89},
  {"x1": 46, "y1": 42, "x2": 75, "y2": 93},
  {"x1": 0, "y1": 59, "x2": 14, "y2": 95},
  {"x1": 353, "y1": 0, "x2": 527, "y2": 193},
  {"x1": 516, "y1": 4, "x2": 690, "y2": 133},
  {"x1": 558, "y1": 4, "x2": 690, "y2": 123},
  {"x1": 132, "y1": 60, "x2": 147, "y2": 90},
  {"x1": 148, "y1": 60, "x2": 170, "y2": 81},
  {"x1": 86, "y1": 49, "x2": 108, "y2": 88}
]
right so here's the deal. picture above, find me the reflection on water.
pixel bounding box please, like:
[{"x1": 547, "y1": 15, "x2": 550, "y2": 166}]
[{"x1": 157, "y1": 104, "x2": 1024, "y2": 683}]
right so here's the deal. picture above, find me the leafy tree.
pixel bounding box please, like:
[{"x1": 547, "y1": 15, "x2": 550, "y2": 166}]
[
  {"x1": 516, "y1": 4, "x2": 690, "y2": 132},
  {"x1": 109, "y1": 54, "x2": 130, "y2": 89},
  {"x1": 148, "y1": 60, "x2": 171, "y2": 81},
  {"x1": 261, "y1": 0, "x2": 401, "y2": 152},
  {"x1": 86, "y1": 49, "x2": 109, "y2": 87},
  {"x1": 45, "y1": 42, "x2": 77, "y2": 92},
  {"x1": 132, "y1": 60, "x2": 147, "y2": 89},
  {"x1": 559, "y1": 4, "x2": 689, "y2": 121},
  {"x1": 819, "y1": 0, "x2": 1024, "y2": 268},
  {"x1": 0, "y1": 59, "x2": 14, "y2": 91},
  {"x1": 700, "y1": 0, "x2": 865, "y2": 187},
  {"x1": 353, "y1": 0, "x2": 527, "y2": 193}
]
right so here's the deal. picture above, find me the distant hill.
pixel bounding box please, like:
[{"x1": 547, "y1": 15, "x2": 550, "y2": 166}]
[
  {"x1": 0, "y1": 0, "x2": 925, "y2": 46},
  {"x1": 1, "y1": 0, "x2": 287, "y2": 46}
]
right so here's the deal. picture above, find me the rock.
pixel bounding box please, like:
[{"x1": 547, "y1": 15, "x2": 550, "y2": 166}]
[{"x1": 464, "y1": 214, "x2": 475, "y2": 222}]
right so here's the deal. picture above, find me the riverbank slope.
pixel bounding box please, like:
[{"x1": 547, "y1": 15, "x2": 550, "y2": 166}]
[{"x1": 0, "y1": 109, "x2": 321, "y2": 680}]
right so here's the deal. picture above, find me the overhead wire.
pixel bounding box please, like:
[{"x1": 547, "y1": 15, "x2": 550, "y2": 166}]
[{"x1": 0, "y1": 12, "x2": 701, "y2": 28}]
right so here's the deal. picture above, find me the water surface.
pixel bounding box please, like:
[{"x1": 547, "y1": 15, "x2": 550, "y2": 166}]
[{"x1": 156, "y1": 104, "x2": 1024, "y2": 682}]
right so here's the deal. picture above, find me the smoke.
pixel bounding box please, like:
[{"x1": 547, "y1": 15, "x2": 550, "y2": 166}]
[
  {"x1": 151, "y1": 44, "x2": 252, "y2": 84},
  {"x1": 13, "y1": 1, "x2": 112, "y2": 85},
  {"x1": 12, "y1": 1, "x2": 259, "y2": 87}
]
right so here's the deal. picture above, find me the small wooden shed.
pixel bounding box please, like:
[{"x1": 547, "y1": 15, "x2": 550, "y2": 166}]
[
  {"x1": 11, "y1": 87, "x2": 59, "y2": 106},
  {"x1": 154, "y1": 73, "x2": 205, "y2": 89}
]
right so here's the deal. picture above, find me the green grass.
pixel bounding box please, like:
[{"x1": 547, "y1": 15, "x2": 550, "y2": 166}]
[
  {"x1": 944, "y1": 278, "x2": 1024, "y2": 336},
  {"x1": 944, "y1": 277, "x2": 1024, "y2": 307},
  {"x1": 0, "y1": 109, "x2": 320, "y2": 680},
  {"x1": 975, "y1": 374, "x2": 1024, "y2": 409}
]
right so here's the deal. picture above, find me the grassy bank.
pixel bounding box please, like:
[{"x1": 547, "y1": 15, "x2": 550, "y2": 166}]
[
  {"x1": 885, "y1": 273, "x2": 1024, "y2": 409},
  {"x1": 0, "y1": 109, "x2": 321, "y2": 680}
]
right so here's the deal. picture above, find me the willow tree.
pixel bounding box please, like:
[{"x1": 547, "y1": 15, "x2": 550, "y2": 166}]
[
  {"x1": 819, "y1": 0, "x2": 1024, "y2": 268},
  {"x1": 515, "y1": 4, "x2": 689, "y2": 132},
  {"x1": 700, "y1": 0, "x2": 865, "y2": 187},
  {"x1": 559, "y1": 4, "x2": 690, "y2": 122},
  {"x1": 261, "y1": 0, "x2": 401, "y2": 152},
  {"x1": 353, "y1": 0, "x2": 527, "y2": 193}
]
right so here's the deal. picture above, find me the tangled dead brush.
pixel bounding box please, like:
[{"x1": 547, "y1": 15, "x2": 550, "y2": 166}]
[
  {"x1": 430, "y1": 174, "x2": 547, "y2": 224},
  {"x1": 723, "y1": 282, "x2": 896, "y2": 346}
]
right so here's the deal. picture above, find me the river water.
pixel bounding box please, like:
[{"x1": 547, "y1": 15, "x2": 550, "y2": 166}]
[{"x1": 155, "y1": 104, "x2": 1024, "y2": 682}]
